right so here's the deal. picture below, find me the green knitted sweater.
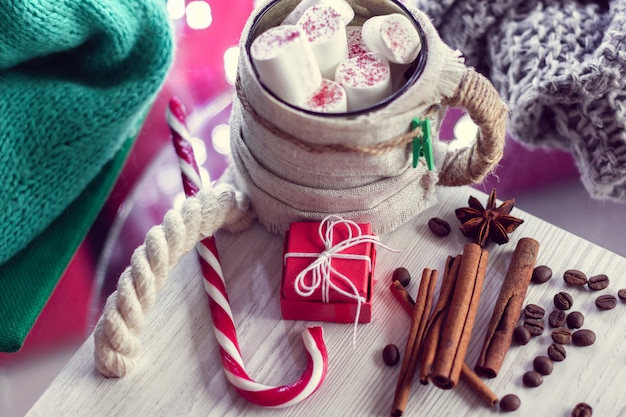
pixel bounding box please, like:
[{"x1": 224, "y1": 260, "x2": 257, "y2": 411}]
[
  {"x1": 0, "y1": 0, "x2": 173, "y2": 264},
  {"x1": 0, "y1": 0, "x2": 173, "y2": 351}
]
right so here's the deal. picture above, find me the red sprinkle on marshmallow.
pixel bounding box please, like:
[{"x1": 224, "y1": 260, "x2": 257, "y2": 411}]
[
  {"x1": 335, "y1": 52, "x2": 390, "y2": 88},
  {"x1": 347, "y1": 26, "x2": 369, "y2": 58},
  {"x1": 303, "y1": 79, "x2": 347, "y2": 113},
  {"x1": 251, "y1": 25, "x2": 303, "y2": 60},
  {"x1": 380, "y1": 15, "x2": 420, "y2": 63},
  {"x1": 298, "y1": 5, "x2": 342, "y2": 43}
]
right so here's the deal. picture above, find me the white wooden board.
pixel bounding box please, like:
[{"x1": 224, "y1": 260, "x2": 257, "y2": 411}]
[{"x1": 27, "y1": 186, "x2": 626, "y2": 416}]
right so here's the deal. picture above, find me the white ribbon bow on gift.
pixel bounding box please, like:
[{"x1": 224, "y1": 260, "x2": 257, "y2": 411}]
[{"x1": 284, "y1": 215, "x2": 399, "y2": 346}]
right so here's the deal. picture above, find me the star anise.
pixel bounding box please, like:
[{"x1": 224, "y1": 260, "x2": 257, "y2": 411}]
[{"x1": 455, "y1": 189, "x2": 524, "y2": 247}]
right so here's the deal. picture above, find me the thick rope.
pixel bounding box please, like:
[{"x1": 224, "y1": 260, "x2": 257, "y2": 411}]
[
  {"x1": 438, "y1": 68, "x2": 509, "y2": 186},
  {"x1": 94, "y1": 184, "x2": 253, "y2": 378}
]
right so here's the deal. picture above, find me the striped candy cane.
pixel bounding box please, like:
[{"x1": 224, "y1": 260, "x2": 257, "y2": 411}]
[{"x1": 167, "y1": 98, "x2": 328, "y2": 407}]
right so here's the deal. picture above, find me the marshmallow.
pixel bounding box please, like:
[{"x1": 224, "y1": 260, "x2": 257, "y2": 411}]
[
  {"x1": 282, "y1": 0, "x2": 354, "y2": 26},
  {"x1": 346, "y1": 26, "x2": 370, "y2": 58},
  {"x1": 361, "y1": 13, "x2": 421, "y2": 64},
  {"x1": 301, "y1": 79, "x2": 348, "y2": 113},
  {"x1": 297, "y1": 5, "x2": 349, "y2": 79},
  {"x1": 250, "y1": 25, "x2": 322, "y2": 106},
  {"x1": 335, "y1": 52, "x2": 392, "y2": 112}
]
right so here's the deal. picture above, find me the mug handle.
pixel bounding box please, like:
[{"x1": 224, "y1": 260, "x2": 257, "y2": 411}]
[{"x1": 437, "y1": 67, "x2": 509, "y2": 186}]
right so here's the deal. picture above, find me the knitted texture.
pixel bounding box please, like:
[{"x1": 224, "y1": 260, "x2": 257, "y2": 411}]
[
  {"x1": 406, "y1": 0, "x2": 626, "y2": 201},
  {"x1": 0, "y1": 0, "x2": 173, "y2": 264}
]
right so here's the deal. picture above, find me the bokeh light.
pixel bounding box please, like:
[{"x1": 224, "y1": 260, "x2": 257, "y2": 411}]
[
  {"x1": 224, "y1": 46, "x2": 240, "y2": 85},
  {"x1": 450, "y1": 113, "x2": 479, "y2": 151},
  {"x1": 211, "y1": 123, "x2": 232, "y2": 155},
  {"x1": 166, "y1": 0, "x2": 186, "y2": 20},
  {"x1": 190, "y1": 136, "x2": 207, "y2": 165},
  {"x1": 186, "y1": 1, "x2": 213, "y2": 30}
]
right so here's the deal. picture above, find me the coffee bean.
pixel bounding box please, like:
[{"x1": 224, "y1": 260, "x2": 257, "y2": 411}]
[
  {"x1": 547, "y1": 343, "x2": 567, "y2": 362},
  {"x1": 499, "y1": 394, "x2": 521, "y2": 412},
  {"x1": 382, "y1": 344, "x2": 400, "y2": 366},
  {"x1": 618, "y1": 288, "x2": 626, "y2": 302},
  {"x1": 572, "y1": 402, "x2": 593, "y2": 417},
  {"x1": 554, "y1": 291, "x2": 574, "y2": 310},
  {"x1": 563, "y1": 269, "x2": 588, "y2": 286},
  {"x1": 548, "y1": 309, "x2": 567, "y2": 328},
  {"x1": 524, "y1": 303, "x2": 546, "y2": 319},
  {"x1": 513, "y1": 325, "x2": 532, "y2": 345},
  {"x1": 522, "y1": 370, "x2": 543, "y2": 387},
  {"x1": 524, "y1": 318, "x2": 545, "y2": 336},
  {"x1": 566, "y1": 311, "x2": 585, "y2": 329},
  {"x1": 392, "y1": 267, "x2": 411, "y2": 287},
  {"x1": 532, "y1": 265, "x2": 553, "y2": 284},
  {"x1": 552, "y1": 328, "x2": 572, "y2": 344},
  {"x1": 428, "y1": 217, "x2": 451, "y2": 236},
  {"x1": 587, "y1": 274, "x2": 609, "y2": 291},
  {"x1": 595, "y1": 294, "x2": 617, "y2": 310},
  {"x1": 533, "y1": 355, "x2": 554, "y2": 376},
  {"x1": 572, "y1": 329, "x2": 596, "y2": 347}
]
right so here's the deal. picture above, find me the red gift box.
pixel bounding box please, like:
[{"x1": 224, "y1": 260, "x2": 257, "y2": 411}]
[{"x1": 280, "y1": 216, "x2": 377, "y2": 323}]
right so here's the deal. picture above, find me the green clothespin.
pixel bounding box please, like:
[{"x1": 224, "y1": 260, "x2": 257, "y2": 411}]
[{"x1": 411, "y1": 117, "x2": 434, "y2": 170}]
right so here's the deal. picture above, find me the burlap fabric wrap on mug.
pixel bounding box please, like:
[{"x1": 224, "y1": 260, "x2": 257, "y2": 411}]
[{"x1": 229, "y1": 0, "x2": 508, "y2": 235}]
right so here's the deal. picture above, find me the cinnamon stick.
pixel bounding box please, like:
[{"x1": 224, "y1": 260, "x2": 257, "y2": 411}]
[
  {"x1": 419, "y1": 255, "x2": 460, "y2": 385},
  {"x1": 390, "y1": 262, "x2": 498, "y2": 407},
  {"x1": 461, "y1": 363, "x2": 498, "y2": 406},
  {"x1": 431, "y1": 243, "x2": 488, "y2": 390},
  {"x1": 390, "y1": 268, "x2": 438, "y2": 417},
  {"x1": 474, "y1": 237, "x2": 540, "y2": 378},
  {"x1": 414, "y1": 269, "x2": 438, "y2": 364},
  {"x1": 390, "y1": 280, "x2": 415, "y2": 317}
]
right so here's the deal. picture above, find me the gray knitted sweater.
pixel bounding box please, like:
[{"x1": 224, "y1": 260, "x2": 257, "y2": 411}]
[{"x1": 406, "y1": 0, "x2": 626, "y2": 202}]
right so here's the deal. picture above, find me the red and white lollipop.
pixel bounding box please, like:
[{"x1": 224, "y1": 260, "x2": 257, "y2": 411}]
[{"x1": 167, "y1": 98, "x2": 329, "y2": 407}]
